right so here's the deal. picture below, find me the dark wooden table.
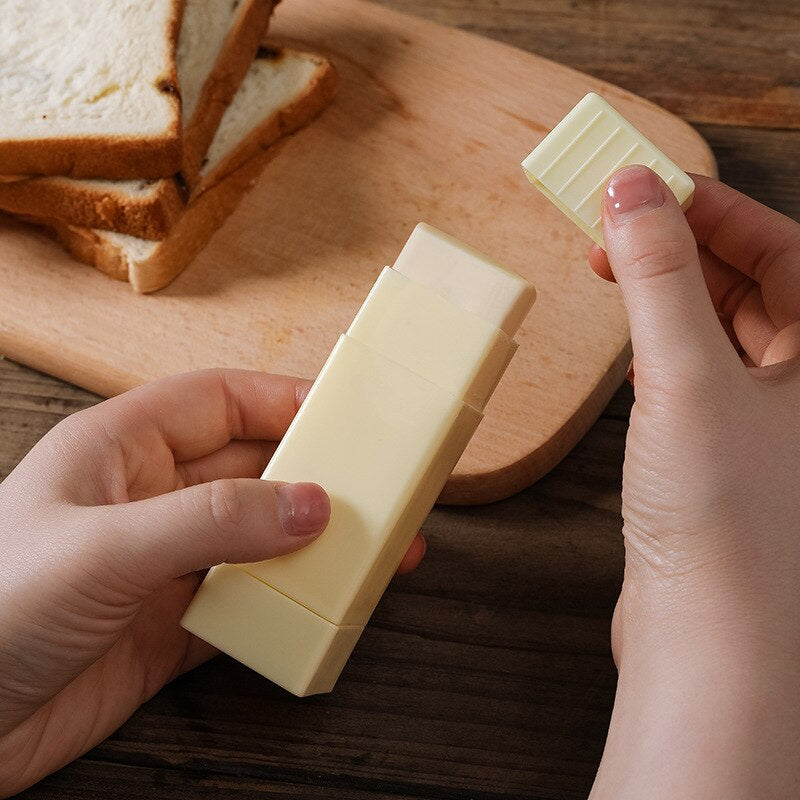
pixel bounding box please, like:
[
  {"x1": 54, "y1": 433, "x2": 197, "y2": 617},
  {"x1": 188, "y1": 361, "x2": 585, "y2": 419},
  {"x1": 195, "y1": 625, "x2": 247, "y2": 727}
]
[{"x1": 3, "y1": 2, "x2": 799, "y2": 797}]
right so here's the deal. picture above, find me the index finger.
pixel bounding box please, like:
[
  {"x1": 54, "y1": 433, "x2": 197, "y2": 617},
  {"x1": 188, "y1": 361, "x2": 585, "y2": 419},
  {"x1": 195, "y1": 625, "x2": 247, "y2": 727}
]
[
  {"x1": 93, "y1": 369, "x2": 313, "y2": 462},
  {"x1": 685, "y1": 174, "x2": 800, "y2": 328}
]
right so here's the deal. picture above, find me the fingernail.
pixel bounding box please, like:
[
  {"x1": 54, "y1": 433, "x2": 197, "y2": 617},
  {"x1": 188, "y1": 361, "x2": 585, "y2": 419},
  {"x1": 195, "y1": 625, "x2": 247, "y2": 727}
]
[
  {"x1": 276, "y1": 483, "x2": 331, "y2": 536},
  {"x1": 605, "y1": 166, "x2": 665, "y2": 223}
]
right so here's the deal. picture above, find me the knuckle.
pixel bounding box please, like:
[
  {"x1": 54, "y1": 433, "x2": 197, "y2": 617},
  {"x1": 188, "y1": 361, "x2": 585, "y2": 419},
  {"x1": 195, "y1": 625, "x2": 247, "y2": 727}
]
[
  {"x1": 625, "y1": 238, "x2": 692, "y2": 280},
  {"x1": 208, "y1": 479, "x2": 247, "y2": 533},
  {"x1": 648, "y1": 361, "x2": 724, "y2": 407}
]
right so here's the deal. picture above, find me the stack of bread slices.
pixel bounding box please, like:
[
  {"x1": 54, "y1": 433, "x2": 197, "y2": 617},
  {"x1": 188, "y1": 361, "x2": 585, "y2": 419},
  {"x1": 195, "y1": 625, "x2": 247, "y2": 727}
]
[{"x1": 0, "y1": 0, "x2": 336, "y2": 293}]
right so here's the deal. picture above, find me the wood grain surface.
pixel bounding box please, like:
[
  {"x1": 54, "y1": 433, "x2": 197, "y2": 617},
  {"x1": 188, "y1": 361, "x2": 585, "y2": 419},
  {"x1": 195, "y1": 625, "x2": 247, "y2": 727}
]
[
  {"x1": 0, "y1": 0, "x2": 716, "y2": 505},
  {"x1": 3, "y1": 1, "x2": 800, "y2": 798}
]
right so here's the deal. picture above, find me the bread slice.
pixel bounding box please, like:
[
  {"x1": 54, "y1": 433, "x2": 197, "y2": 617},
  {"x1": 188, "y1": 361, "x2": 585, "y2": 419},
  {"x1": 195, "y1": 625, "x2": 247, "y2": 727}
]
[
  {"x1": 0, "y1": 0, "x2": 278, "y2": 239},
  {"x1": 0, "y1": 176, "x2": 187, "y2": 240},
  {"x1": 180, "y1": 0, "x2": 281, "y2": 185},
  {"x1": 48, "y1": 49, "x2": 337, "y2": 293},
  {"x1": 0, "y1": 0, "x2": 184, "y2": 179}
]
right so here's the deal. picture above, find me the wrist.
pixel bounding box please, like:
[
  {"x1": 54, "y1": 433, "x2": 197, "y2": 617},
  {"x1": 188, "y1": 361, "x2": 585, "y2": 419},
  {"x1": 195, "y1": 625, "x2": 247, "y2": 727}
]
[
  {"x1": 613, "y1": 548, "x2": 800, "y2": 664},
  {"x1": 598, "y1": 579, "x2": 800, "y2": 800},
  {"x1": 594, "y1": 640, "x2": 800, "y2": 800}
]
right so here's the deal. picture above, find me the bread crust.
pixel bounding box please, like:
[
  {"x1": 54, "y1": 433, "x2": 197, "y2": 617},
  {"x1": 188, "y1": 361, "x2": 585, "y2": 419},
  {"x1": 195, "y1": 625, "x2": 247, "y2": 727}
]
[
  {"x1": 0, "y1": 0, "x2": 185, "y2": 179},
  {"x1": 182, "y1": 0, "x2": 281, "y2": 187},
  {"x1": 0, "y1": 178, "x2": 184, "y2": 240},
  {"x1": 193, "y1": 52, "x2": 339, "y2": 198},
  {"x1": 47, "y1": 221, "x2": 131, "y2": 282},
  {"x1": 53, "y1": 54, "x2": 338, "y2": 293},
  {"x1": 0, "y1": 135, "x2": 182, "y2": 180}
]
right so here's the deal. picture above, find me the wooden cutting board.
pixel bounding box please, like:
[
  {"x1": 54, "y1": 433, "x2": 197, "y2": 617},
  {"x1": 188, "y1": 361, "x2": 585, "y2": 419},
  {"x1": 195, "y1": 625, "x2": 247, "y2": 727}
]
[{"x1": 0, "y1": 0, "x2": 715, "y2": 505}]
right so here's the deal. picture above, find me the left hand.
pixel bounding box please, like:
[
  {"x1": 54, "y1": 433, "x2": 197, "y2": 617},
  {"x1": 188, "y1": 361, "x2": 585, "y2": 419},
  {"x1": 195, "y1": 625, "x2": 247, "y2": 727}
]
[{"x1": 0, "y1": 368, "x2": 426, "y2": 795}]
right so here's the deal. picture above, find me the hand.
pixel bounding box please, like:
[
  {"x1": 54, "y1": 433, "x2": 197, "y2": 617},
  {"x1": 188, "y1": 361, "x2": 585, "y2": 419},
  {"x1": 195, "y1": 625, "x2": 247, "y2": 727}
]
[
  {"x1": 0, "y1": 369, "x2": 426, "y2": 795},
  {"x1": 586, "y1": 167, "x2": 800, "y2": 798}
]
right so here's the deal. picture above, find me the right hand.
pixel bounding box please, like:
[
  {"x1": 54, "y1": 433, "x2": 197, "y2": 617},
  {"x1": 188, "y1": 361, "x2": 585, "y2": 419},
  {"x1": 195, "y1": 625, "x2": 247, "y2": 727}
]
[{"x1": 586, "y1": 167, "x2": 800, "y2": 798}]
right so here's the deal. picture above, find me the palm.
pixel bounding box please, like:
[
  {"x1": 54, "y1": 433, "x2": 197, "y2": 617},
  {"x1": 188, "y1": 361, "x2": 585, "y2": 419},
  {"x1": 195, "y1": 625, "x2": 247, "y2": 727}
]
[
  {"x1": 0, "y1": 430, "x2": 225, "y2": 783},
  {"x1": 2, "y1": 579, "x2": 198, "y2": 784},
  {"x1": 0, "y1": 371, "x2": 298, "y2": 787}
]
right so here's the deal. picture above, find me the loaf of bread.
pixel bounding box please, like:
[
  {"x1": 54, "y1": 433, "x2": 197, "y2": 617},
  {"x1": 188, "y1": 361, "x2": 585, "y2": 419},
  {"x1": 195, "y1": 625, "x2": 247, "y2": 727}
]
[
  {"x1": 49, "y1": 49, "x2": 337, "y2": 292},
  {"x1": 0, "y1": 0, "x2": 279, "y2": 238},
  {"x1": 0, "y1": 0, "x2": 184, "y2": 179}
]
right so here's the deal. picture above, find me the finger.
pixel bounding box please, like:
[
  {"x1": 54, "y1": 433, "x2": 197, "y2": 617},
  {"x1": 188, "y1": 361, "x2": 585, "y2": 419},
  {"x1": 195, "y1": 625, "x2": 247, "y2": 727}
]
[
  {"x1": 714, "y1": 312, "x2": 739, "y2": 353},
  {"x1": 176, "y1": 440, "x2": 277, "y2": 486},
  {"x1": 595, "y1": 179, "x2": 800, "y2": 356},
  {"x1": 180, "y1": 633, "x2": 220, "y2": 675},
  {"x1": 596, "y1": 212, "x2": 790, "y2": 363},
  {"x1": 588, "y1": 242, "x2": 615, "y2": 282},
  {"x1": 601, "y1": 166, "x2": 737, "y2": 376},
  {"x1": 762, "y1": 321, "x2": 800, "y2": 367},
  {"x1": 731, "y1": 288, "x2": 779, "y2": 365},
  {"x1": 695, "y1": 248, "x2": 779, "y2": 363},
  {"x1": 87, "y1": 370, "x2": 313, "y2": 462},
  {"x1": 396, "y1": 532, "x2": 427, "y2": 575},
  {"x1": 686, "y1": 174, "x2": 800, "y2": 328},
  {"x1": 97, "y1": 480, "x2": 330, "y2": 590}
]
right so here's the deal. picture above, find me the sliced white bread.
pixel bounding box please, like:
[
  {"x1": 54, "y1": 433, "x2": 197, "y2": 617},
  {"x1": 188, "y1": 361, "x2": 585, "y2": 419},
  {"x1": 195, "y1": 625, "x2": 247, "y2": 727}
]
[
  {"x1": 0, "y1": 0, "x2": 184, "y2": 179},
  {"x1": 180, "y1": 0, "x2": 281, "y2": 185},
  {"x1": 0, "y1": 176, "x2": 186, "y2": 240},
  {"x1": 0, "y1": 0, "x2": 278, "y2": 239},
  {"x1": 48, "y1": 49, "x2": 337, "y2": 293}
]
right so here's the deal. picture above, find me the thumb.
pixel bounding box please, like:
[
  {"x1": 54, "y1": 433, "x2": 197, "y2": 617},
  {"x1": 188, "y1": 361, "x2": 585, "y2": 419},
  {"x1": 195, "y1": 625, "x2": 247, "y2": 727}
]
[
  {"x1": 602, "y1": 165, "x2": 734, "y2": 378},
  {"x1": 95, "y1": 479, "x2": 330, "y2": 588}
]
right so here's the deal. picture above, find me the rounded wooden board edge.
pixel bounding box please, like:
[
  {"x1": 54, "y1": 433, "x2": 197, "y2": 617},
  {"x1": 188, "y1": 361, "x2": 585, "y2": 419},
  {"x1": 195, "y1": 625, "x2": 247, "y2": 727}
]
[
  {"x1": 0, "y1": 328, "x2": 131, "y2": 405},
  {"x1": 441, "y1": 341, "x2": 632, "y2": 505}
]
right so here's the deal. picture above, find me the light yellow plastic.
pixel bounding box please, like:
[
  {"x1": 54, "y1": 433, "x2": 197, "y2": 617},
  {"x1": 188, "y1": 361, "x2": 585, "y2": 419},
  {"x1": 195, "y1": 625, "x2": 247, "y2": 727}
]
[
  {"x1": 521, "y1": 92, "x2": 695, "y2": 248},
  {"x1": 180, "y1": 564, "x2": 363, "y2": 697},
  {"x1": 348, "y1": 267, "x2": 517, "y2": 409},
  {"x1": 243, "y1": 334, "x2": 482, "y2": 626}
]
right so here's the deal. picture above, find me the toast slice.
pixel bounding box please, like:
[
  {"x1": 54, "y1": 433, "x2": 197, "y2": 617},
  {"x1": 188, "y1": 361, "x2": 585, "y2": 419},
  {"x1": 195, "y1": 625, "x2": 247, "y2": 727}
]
[
  {"x1": 180, "y1": 0, "x2": 281, "y2": 185},
  {"x1": 0, "y1": 0, "x2": 184, "y2": 179},
  {"x1": 0, "y1": 176, "x2": 186, "y2": 241},
  {"x1": 48, "y1": 48, "x2": 337, "y2": 293},
  {"x1": 0, "y1": 0, "x2": 279, "y2": 239}
]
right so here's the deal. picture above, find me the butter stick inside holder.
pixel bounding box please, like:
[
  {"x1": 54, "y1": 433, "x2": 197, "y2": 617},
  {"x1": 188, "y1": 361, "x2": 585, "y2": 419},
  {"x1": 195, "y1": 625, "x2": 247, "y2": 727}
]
[{"x1": 181, "y1": 223, "x2": 536, "y2": 697}]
